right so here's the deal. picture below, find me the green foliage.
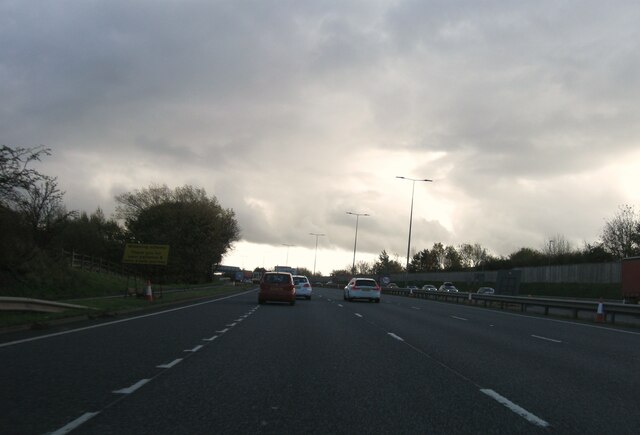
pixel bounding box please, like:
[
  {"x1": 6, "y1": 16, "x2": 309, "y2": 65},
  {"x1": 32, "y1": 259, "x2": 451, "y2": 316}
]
[
  {"x1": 372, "y1": 250, "x2": 403, "y2": 275},
  {"x1": 296, "y1": 267, "x2": 313, "y2": 276},
  {"x1": 600, "y1": 204, "x2": 640, "y2": 258},
  {"x1": 59, "y1": 208, "x2": 126, "y2": 263},
  {"x1": 0, "y1": 145, "x2": 51, "y2": 206},
  {"x1": 409, "y1": 249, "x2": 439, "y2": 272},
  {"x1": 330, "y1": 268, "x2": 351, "y2": 277},
  {"x1": 118, "y1": 184, "x2": 240, "y2": 283},
  {"x1": 0, "y1": 256, "x2": 126, "y2": 299}
]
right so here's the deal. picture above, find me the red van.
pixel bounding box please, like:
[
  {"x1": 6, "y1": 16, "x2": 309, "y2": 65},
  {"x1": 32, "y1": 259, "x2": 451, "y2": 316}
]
[{"x1": 259, "y1": 272, "x2": 296, "y2": 305}]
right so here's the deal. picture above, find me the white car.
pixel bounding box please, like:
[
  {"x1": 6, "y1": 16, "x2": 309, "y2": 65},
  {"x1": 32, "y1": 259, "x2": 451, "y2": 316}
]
[
  {"x1": 422, "y1": 284, "x2": 437, "y2": 291},
  {"x1": 293, "y1": 275, "x2": 313, "y2": 300},
  {"x1": 344, "y1": 277, "x2": 381, "y2": 303}
]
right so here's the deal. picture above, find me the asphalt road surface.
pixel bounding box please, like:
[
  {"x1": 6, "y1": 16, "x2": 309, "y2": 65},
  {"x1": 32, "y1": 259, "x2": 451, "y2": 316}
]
[{"x1": 1, "y1": 287, "x2": 639, "y2": 434}]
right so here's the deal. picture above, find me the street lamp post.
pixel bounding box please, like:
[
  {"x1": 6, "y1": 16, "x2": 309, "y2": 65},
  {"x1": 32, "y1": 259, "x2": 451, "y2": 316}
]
[
  {"x1": 309, "y1": 233, "x2": 325, "y2": 277},
  {"x1": 281, "y1": 243, "x2": 294, "y2": 266},
  {"x1": 396, "y1": 176, "x2": 433, "y2": 286},
  {"x1": 346, "y1": 211, "x2": 369, "y2": 274}
]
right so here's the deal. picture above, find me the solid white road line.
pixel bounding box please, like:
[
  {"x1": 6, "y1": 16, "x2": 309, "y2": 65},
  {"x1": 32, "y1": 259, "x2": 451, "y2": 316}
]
[
  {"x1": 451, "y1": 316, "x2": 468, "y2": 321},
  {"x1": 185, "y1": 345, "x2": 203, "y2": 352},
  {"x1": 355, "y1": 313, "x2": 363, "y2": 318},
  {"x1": 157, "y1": 358, "x2": 183, "y2": 369},
  {"x1": 0, "y1": 289, "x2": 256, "y2": 349},
  {"x1": 113, "y1": 379, "x2": 150, "y2": 394},
  {"x1": 50, "y1": 412, "x2": 100, "y2": 435},
  {"x1": 387, "y1": 332, "x2": 404, "y2": 342},
  {"x1": 531, "y1": 334, "x2": 562, "y2": 343},
  {"x1": 480, "y1": 389, "x2": 550, "y2": 428}
]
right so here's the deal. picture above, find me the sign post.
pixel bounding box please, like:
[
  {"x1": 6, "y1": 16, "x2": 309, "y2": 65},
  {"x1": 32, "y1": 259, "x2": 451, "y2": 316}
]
[{"x1": 122, "y1": 244, "x2": 170, "y2": 299}]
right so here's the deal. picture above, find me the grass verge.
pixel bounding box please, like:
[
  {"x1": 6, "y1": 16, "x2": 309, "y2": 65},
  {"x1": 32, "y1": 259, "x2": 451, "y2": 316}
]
[{"x1": 0, "y1": 283, "x2": 254, "y2": 330}]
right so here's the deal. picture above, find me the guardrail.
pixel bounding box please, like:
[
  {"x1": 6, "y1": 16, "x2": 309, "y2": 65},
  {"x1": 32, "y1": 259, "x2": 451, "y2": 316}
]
[
  {"x1": 381, "y1": 288, "x2": 640, "y2": 325},
  {"x1": 0, "y1": 297, "x2": 92, "y2": 313}
]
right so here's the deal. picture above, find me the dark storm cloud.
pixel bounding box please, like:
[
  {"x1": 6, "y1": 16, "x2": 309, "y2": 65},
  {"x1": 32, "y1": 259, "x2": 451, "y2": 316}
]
[{"x1": 2, "y1": 0, "x2": 639, "y2": 266}]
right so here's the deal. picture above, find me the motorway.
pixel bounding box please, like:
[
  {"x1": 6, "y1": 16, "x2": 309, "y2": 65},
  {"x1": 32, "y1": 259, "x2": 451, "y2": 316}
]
[{"x1": 1, "y1": 287, "x2": 639, "y2": 434}]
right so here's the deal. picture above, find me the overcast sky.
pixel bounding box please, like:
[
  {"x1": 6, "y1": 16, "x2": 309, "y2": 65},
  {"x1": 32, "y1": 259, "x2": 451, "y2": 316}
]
[{"x1": 3, "y1": 1, "x2": 640, "y2": 274}]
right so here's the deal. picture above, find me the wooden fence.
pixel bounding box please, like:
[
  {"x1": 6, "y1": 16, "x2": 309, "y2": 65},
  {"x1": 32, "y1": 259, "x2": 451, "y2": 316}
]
[{"x1": 61, "y1": 250, "x2": 134, "y2": 277}]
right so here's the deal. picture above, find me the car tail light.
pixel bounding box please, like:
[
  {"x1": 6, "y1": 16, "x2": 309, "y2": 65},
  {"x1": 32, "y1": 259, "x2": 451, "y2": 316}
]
[
  {"x1": 303, "y1": 283, "x2": 310, "y2": 288},
  {"x1": 352, "y1": 285, "x2": 357, "y2": 290},
  {"x1": 376, "y1": 285, "x2": 381, "y2": 291}
]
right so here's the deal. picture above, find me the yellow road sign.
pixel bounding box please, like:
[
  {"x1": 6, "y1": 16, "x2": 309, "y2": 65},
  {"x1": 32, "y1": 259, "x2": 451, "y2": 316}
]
[{"x1": 122, "y1": 244, "x2": 170, "y2": 265}]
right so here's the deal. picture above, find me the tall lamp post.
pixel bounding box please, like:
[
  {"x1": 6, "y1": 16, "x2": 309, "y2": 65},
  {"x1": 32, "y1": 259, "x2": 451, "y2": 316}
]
[
  {"x1": 281, "y1": 243, "x2": 294, "y2": 266},
  {"x1": 309, "y1": 233, "x2": 325, "y2": 277},
  {"x1": 396, "y1": 176, "x2": 433, "y2": 286},
  {"x1": 346, "y1": 211, "x2": 369, "y2": 274}
]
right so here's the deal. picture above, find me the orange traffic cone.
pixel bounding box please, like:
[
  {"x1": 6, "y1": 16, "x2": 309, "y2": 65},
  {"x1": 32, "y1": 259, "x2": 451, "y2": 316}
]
[
  {"x1": 595, "y1": 299, "x2": 605, "y2": 323},
  {"x1": 145, "y1": 280, "x2": 153, "y2": 302}
]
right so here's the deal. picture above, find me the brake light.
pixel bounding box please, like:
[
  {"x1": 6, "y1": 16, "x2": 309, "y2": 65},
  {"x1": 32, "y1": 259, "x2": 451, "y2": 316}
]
[
  {"x1": 376, "y1": 285, "x2": 381, "y2": 291},
  {"x1": 352, "y1": 285, "x2": 357, "y2": 290},
  {"x1": 303, "y1": 283, "x2": 310, "y2": 288}
]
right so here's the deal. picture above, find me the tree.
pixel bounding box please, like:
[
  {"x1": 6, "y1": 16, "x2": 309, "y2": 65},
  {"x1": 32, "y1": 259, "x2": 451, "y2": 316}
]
[
  {"x1": 0, "y1": 145, "x2": 50, "y2": 206},
  {"x1": 117, "y1": 185, "x2": 240, "y2": 283},
  {"x1": 372, "y1": 250, "x2": 403, "y2": 275},
  {"x1": 296, "y1": 267, "x2": 313, "y2": 276},
  {"x1": 579, "y1": 242, "x2": 614, "y2": 263},
  {"x1": 443, "y1": 245, "x2": 462, "y2": 270},
  {"x1": 430, "y1": 243, "x2": 447, "y2": 270},
  {"x1": 509, "y1": 247, "x2": 544, "y2": 267},
  {"x1": 409, "y1": 249, "x2": 439, "y2": 272},
  {"x1": 354, "y1": 260, "x2": 372, "y2": 275},
  {"x1": 13, "y1": 177, "x2": 75, "y2": 246},
  {"x1": 601, "y1": 205, "x2": 640, "y2": 258},
  {"x1": 60, "y1": 208, "x2": 126, "y2": 262},
  {"x1": 459, "y1": 243, "x2": 488, "y2": 269},
  {"x1": 330, "y1": 268, "x2": 351, "y2": 277}
]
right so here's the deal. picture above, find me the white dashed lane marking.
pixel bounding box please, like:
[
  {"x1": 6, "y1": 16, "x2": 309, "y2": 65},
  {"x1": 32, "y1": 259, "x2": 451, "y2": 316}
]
[
  {"x1": 113, "y1": 379, "x2": 150, "y2": 395},
  {"x1": 157, "y1": 358, "x2": 182, "y2": 369},
  {"x1": 531, "y1": 334, "x2": 562, "y2": 343},
  {"x1": 481, "y1": 389, "x2": 550, "y2": 428}
]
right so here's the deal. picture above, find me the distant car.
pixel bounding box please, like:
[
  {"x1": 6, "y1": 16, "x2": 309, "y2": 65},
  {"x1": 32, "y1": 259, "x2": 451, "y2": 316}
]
[
  {"x1": 438, "y1": 282, "x2": 459, "y2": 292},
  {"x1": 422, "y1": 284, "x2": 437, "y2": 291},
  {"x1": 259, "y1": 272, "x2": 296, "y2": 305},
  {"x1": 408, "y1": 285, "x2": 419, "y2": 293},
  {"x1": 387, "y1": 283, "x2": 399, "y2": 288},
  {"x1": 313, "y1": 282, "x2": 323, "y2": 287},
  {"x1": 344, "y1": 277, "x2": 381, "y2": 303},
  {"x1": 293, "y1": 275, "x2": 313, "y2": 300},
  {"x1": 477, "y1": 287, "x2": 495, "y2": 295}
]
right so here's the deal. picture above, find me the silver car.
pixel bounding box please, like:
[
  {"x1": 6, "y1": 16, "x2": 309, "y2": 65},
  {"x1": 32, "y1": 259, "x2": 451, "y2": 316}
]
[
  {"x1": 422, "y1": 284, "x2": 437, "y2": 291},
  {"x1": 438, "y1": 282, "x2": 458, "y2": 292}
]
